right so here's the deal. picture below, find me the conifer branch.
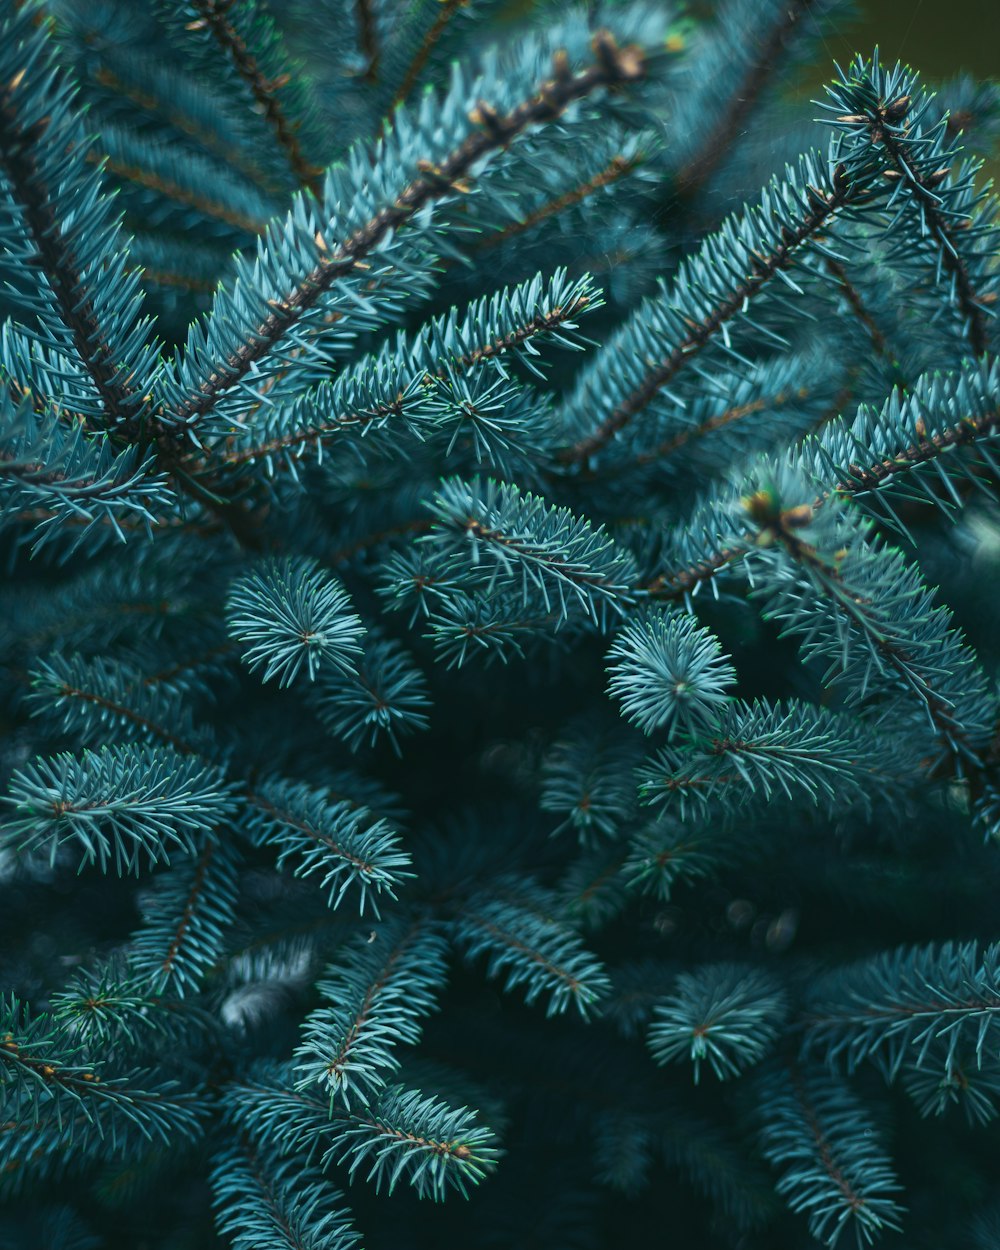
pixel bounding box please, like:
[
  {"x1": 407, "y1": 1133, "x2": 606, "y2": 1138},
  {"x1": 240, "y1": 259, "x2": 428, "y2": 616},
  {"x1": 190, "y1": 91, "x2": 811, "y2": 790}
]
[
  {"x1": 804, "y1": 941, "x2": 1000, "y2": 1077},
  {"x1": 452, "y1": 888, "x2": 611, "y2": 1016},
  {"x1": 89, "y1": 150, "x2": 266, "y2": 235},
  {"x1": 823, "y1": 256, "x2": 894, "y2": 364},
  {"x1": 211, "y1": 289, "x2": 591, "y2": 472},
  {"x1": 648, "y1": 360, "x2": 1000, "y2": 601},
  {"x1": 559, "y1": 162, "x2": 856, "y2": 465},
  {"x1": 245, "y1": 781, "x2": 410, "y2": 913},
  {"x1": 188, "y1": 0, "x2": 322, "y2": 196},
  {"x1": 248, "y1": 796, "x2": 378, "y2": 878},
  {"x1": 158, "y1": 840, "x2": 217, "y2": 981},
  {"x1": 388, "y1": 0, "x2": 467, "y2": 113},
  {"x1": 833, "y1": 399, "x2": 1000, "y2": 496},
  {"x1": 859, "y1": 97, "x2": 987, "y2": 355},
  {"x1": 646, "y1": 543, "x2": 749, "y2": 598},
  {"x1": 757, "y1": 1065, "x2": 904, "y2": 1246},
  {"x1": 211, "y1": 1137, "x2": 361, "y2": 1250},
  {"x1": 590, "y1": 386, "x2": 799, "y2": 480},
  {"x1": 674, "y1": 0, "x2": 814, "y2": 198},
  {"x1": 132, "y1": 834, "x2": 240, "y2": 995},
  {"x1": 0, "y1": 996, "x2": 207, "y2": 1147},
  {"x1": 294, "y1": 919, "x2": 445, "y2": 1103},
  {"x1": 90, "y1": 64, "x2": 281, "y2": 193},
  {"x1": 165, "y1": 34, "x2": 644, "y2": 433},
  {"x1": 741, "y1": 477, "x2": 991, "y2": 762},
  {"x1": 136, "y1": 267, "x2": 218, "y2": 294},
  {"x1": 0, "y1": 59, "x2": 142, "y2": 426},
  {"x1": 33, "y1": 676, "x2": 194, "y2": 755},
  {"x1": 648, "y1": 964, "x2": 787, "y2": 1081},
  {"x1": 468, "y1": 153, "x2": 641, "y2": 251}
]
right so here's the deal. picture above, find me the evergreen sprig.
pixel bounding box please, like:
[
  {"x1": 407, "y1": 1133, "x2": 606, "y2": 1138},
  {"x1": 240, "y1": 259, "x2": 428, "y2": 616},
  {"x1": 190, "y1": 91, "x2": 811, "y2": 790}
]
[
  {"x1": 805, "y1": 941, "x2": 1000, "y2": 1078},
  {"x1": 451, "y1": 882, "x2": 611, "y2": 1017},
  {"x1": 2, "y1": 745, "x2": 236, "y2": 874},
  {"x1": 756, "y1": 1066, "x2": 904, "y2": 1247},
  {"x1": 226, "y1": 556, "x2": 365, "y2": 688},
  {"x1": 211, "y1": 1138, "x2": 361, "y2": 1250},
  {"x1": 648, "y1": 964, "x2": 788, "y2": 1081},
  {"x1": 293, "y1": 917, "x2": 449, "y2": 1106},
  {"x1": 245, "y1": 777, "x2": 411, "y2": 913},
  {"x1": 427, "y1": 476, "x2": 636, "y2": 622},
  {"x1": 607, "y1": 608, "x2": 736, "y2": 739}
]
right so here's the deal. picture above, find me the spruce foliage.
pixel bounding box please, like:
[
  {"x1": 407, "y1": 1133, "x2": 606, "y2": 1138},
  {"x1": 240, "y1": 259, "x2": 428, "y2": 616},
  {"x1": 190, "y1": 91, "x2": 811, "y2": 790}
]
[{"x1": 3, "y1": 1, "x2": 1000, "y2": 1246}]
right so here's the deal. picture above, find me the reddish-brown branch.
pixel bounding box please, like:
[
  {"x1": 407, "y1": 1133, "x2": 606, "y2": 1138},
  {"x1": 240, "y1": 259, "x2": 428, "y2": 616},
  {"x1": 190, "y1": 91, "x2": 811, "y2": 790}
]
[
  {"x1": 646, "y1": 392, "x2": 1000, "y2": 601},
  {"x1": 212, "y1": 295, "x2": 591, "y2": 472},
  {"x1": 468, "y1": 154, "x2": 640, "y2": 252},
  {"x1": 353, "y1": 1112, "x2": 475, "y2": 1159},
  {"x1": 823, "y1": 257, "x2": 892, "y2": 361},
  {"x1": 190, "y1": 0, "x2": 322, "y2": 196},
  {"x1": 321, "y1": 923, "x2": 424, "y2": 1083},
  {"x1": 871, "y1": 102, "x2": 988, "y2": 355},
  {"x1": 462, "y1": 914, "x2": 582, "y2": 994},
  {"x1": 46, "y1": 682, "x2": 195, "y2": 754},
  {"x1": 91, "y1": 64, "x2": 281, "y2": 193},
  {"x1": 790, "y1": 1067, "x2": 869, "y2": 1213},
  {"x1": 160, "y1": 839, "x2": 217, "y2": 977},
  {"x1": 88, "y1": 150, "x2": 265, "y2": 235},
  {"x1": 248, "y1": 793, "x2": 379, "y2": 876}
]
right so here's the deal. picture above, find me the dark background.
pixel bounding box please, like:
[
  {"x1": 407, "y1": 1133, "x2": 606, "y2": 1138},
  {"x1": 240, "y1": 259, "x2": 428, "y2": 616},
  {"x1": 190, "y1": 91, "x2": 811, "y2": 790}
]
[{"x1": 845, "y1": 0, "x2": 998, "y2": 79}]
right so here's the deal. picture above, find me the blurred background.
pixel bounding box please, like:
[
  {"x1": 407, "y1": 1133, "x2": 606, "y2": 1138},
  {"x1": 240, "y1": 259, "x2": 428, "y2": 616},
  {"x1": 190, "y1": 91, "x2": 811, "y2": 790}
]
[{"x1": 839, "y1": 0, "x2": 998, "y2": 79}]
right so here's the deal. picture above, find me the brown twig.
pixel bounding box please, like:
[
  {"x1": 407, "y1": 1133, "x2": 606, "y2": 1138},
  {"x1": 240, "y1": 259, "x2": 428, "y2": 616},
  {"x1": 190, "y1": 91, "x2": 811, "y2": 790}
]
[
  {"x1": 189, "y1": 0, "x2": 322, "y2": 196},
  {"x1": 467, "y1": 153, "x2": 640, "y2": 252},
  {"x1": 864, "y1": 95, "x2": 988, "y2": 355},
  {"x1": 388, "y1": 0, "x2": 467, "y2": 113}
]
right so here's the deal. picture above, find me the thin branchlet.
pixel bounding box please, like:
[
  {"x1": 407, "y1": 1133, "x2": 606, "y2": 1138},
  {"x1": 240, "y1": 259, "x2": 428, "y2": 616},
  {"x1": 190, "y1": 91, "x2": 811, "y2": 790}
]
[
  {"x1": 752, "y1": 501, "x2": 972, "y2": 757},
  {"x1": 467, "y1": 153, "x2": 641, "y2": 252},
  {"x1": 675, "y1": 0, "x2": 815, "y2": 198},
  {"x1": 388, "y1": 0, "x2": 468, "y2": 113},
  {"x1": 188, "y1": 0, "x2": 322, "y2": 196},
  {"x1": 559, "y1": 164, "x2": 855, "y2": 464},
  {"x1": 823, "y1": 256, "x2": 898, "y2": 368},
  {"x1": 212, "y1": 294, "x2": 591, "y2": 471},
  {"x1": 789, "y1": 1066, "x2": 872, "y2": 1214},
  {"x1": 159, "y1": 839, "x2": 218, "y2": 978},
  {"x1": 648, "y1": 395, "x2": 1000, "y2": 600},
  {"x1": 91, "y1": 63, "x2": 282, "y2": 194},
  {"x1": 865, "y1": 93, "x2": 988, "y2": 355},
  {"x1": 87, "y1": 150, "x2": 266, "y2": 235},
  {"x1": 0, "y1": 69, "x2": 142, "y2": 426}
]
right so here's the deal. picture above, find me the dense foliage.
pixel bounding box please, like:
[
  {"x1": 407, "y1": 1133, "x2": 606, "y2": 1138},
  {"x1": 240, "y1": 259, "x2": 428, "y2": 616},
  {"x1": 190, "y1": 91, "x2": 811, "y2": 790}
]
[{"x1": 3, "y1": 0, "x2": 1000, "y2": 1246}]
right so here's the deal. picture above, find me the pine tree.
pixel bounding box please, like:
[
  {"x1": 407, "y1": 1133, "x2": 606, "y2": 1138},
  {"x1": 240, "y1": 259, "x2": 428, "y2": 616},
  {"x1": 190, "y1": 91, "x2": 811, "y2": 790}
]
[{"x1": 2, "y1": 0, "x2": 1000, "y2": 1246}]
